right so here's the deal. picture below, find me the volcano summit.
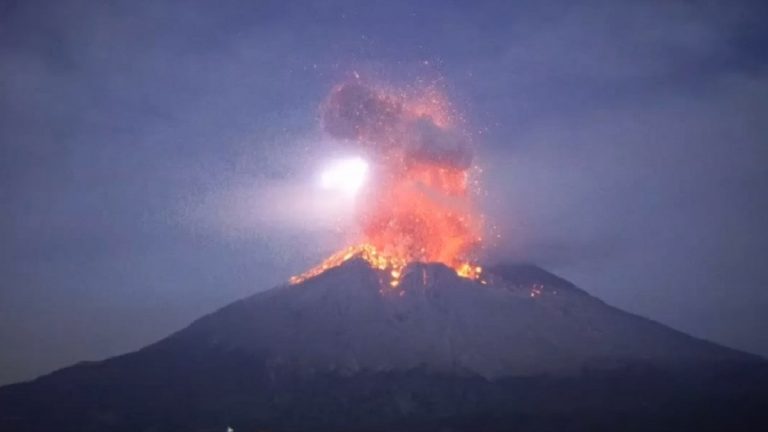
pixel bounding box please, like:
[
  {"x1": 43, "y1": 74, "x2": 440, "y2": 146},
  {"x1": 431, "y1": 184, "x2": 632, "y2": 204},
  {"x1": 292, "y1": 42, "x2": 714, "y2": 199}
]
[{"x1": 1, "y1": 257, "x2": 766, "y2": 431}]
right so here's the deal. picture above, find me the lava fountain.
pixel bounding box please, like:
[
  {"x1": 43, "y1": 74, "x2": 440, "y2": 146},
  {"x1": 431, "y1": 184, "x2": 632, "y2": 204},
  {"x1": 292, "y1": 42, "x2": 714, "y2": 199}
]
[{"x1": 291, "y1": 80, "x2": 484, "y2": 288}]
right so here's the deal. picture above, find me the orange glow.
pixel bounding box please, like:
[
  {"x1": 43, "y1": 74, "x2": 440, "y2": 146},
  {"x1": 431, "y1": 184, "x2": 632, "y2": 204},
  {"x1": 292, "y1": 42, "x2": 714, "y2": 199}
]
[
  {"x1": 291, "y1": 81, "x2": 484, "y2": 288},
  {"x1": 289, "y1": 243, "x2": 409, "y2": 286},
  {"x1": 403, "y1": 87, "x2": 455, "y2": 128}
]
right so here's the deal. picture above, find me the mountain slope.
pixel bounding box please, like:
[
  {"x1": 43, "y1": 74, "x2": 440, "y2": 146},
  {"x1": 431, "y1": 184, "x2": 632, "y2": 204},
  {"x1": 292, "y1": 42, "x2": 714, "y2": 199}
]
[
  {"x1": 1, "y1": 259, "x2": 766, "y2": 432},
  {"x1": 179, "y1": 259, "x2": 746, "y2": 378}
]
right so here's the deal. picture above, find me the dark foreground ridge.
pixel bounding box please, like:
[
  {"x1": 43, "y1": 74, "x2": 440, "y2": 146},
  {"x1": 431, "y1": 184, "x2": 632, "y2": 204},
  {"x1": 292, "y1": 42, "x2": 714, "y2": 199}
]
[{"x1": 1, "y1": 260, "x2": 767, "y2": 431}]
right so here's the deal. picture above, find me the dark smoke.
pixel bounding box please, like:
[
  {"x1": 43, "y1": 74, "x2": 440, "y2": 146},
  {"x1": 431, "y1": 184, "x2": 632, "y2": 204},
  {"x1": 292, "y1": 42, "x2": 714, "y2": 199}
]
[
  {"x1": 322, "y1": 83, "x2": 402, "y2": 143},
  {"x1": 322, "y1": 83, "x2": 473, "y2": 170}
]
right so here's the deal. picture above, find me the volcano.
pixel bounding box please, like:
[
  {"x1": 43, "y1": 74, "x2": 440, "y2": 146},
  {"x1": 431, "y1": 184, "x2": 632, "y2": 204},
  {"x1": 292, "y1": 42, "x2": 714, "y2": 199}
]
[{"x1": 2, "y1": 259, "x2": 767, "y2": 431}]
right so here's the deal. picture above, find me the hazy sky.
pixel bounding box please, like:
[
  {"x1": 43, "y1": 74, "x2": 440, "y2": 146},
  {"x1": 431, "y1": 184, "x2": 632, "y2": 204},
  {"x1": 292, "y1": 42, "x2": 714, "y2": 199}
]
[{"x1": 1, "y1": 0, "x2": 767, "y2": 385}]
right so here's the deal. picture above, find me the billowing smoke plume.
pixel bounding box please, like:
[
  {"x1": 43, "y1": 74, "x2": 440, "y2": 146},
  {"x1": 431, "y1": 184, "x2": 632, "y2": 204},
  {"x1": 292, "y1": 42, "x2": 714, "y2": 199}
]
[
  {"x1": 323, "y1": 83, "x2": 472, "y2": 170},
  {"x1": 313, "y1": 81, "x2": 483, "y2": 274}
]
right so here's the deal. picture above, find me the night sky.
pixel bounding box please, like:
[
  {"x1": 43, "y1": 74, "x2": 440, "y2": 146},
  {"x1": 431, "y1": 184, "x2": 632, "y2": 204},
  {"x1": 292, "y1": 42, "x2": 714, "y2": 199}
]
[{"x1": 2, "y1": 0, "x2": 767, "y2": 386}]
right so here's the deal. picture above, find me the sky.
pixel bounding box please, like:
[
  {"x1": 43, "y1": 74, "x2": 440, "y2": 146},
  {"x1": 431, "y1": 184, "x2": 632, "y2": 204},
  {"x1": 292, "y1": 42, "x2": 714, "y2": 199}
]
[{"x1": 1, "y1": 0, "x2": 767, "y2": 386}]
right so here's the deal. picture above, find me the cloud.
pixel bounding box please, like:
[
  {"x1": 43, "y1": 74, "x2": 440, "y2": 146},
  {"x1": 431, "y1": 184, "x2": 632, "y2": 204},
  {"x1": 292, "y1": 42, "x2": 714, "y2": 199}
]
[{"x1": 322, "y1": 82, "x2": 473, "y2": 169}]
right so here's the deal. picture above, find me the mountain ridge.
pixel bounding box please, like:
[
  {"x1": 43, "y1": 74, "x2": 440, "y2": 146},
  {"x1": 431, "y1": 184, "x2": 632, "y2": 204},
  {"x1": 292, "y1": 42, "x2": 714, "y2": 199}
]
[
  {"x1": 1, "y1": 259, "x2": 766, "y2": 432},
  {"x1": 170, "y1": 258, "x2": 752, "y2": 379}
]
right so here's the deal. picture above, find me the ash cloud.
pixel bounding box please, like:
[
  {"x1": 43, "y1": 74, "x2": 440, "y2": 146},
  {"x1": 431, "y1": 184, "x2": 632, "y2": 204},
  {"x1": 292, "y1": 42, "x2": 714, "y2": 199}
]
[
  {"x1": 322, "y1": 83, "x2": 402, "y2": 143},
  {"x1": 322, "y1": 82, "x2": 473, "y2": 169}
]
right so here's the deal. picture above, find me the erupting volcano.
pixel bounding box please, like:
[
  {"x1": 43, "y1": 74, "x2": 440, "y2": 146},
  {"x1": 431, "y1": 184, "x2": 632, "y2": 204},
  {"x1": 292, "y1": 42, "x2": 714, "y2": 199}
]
[
  {"x1": 292, "y1": 82, "x2": 484, "y2": 287},
  {"x1": 2, "y1": 81, "x2": 767, "y2": 432}
]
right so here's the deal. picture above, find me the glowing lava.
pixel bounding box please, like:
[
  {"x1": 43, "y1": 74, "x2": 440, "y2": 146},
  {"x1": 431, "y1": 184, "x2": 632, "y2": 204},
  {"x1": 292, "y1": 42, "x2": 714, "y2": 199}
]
[
  {"x1": 291, "y1": 80, "x2": 485, "y2": 288},
  {"x1": 289, "y1": 244, "x2": 408, "y2": 286}
]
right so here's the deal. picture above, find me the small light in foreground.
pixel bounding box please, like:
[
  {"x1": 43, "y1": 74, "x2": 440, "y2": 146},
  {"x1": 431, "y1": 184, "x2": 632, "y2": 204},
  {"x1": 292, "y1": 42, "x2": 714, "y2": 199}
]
[{"x1": 320, "y1": 157, "x2": 369, "y2": 195}]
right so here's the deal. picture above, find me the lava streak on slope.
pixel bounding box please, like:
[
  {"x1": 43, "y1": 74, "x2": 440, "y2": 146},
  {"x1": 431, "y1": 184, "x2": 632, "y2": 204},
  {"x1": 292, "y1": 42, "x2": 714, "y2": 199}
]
[{"x1": 291, "y1": 80, "x2": 484, "y2": 288}]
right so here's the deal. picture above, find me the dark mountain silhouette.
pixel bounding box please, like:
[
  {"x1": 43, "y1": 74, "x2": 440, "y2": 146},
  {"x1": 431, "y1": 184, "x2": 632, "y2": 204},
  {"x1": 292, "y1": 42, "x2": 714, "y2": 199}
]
[{"x1": 1, "y1": 259, "x2": 766, "y2": 431}]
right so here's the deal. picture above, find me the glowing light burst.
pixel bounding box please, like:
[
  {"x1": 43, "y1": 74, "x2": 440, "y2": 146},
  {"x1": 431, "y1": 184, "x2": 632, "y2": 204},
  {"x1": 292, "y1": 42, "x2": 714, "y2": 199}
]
[
  {"x1": 292, "y1": 80, "x2": 486, "y2": 289},
  {"x1": 319, "y1": 157, "x2": 369, "y2": 196}
]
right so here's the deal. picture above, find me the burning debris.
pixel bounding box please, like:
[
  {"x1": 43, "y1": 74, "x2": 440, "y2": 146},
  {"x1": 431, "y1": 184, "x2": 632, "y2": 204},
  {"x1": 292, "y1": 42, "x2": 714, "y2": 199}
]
[{"x1": 292, "y1": 80, "x2": 484, "y2": 288}]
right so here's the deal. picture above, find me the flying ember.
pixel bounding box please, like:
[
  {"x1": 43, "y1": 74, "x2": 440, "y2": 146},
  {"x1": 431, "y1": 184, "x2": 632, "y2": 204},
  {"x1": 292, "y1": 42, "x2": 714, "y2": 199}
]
[{"x1": 291, "y1": 80, "x2": 484, "y2": 288}]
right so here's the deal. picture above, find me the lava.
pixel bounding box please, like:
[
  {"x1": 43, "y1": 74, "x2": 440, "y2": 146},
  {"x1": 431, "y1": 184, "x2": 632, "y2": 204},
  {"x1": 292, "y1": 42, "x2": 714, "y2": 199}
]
[{"x1": 291, "y1": 80, "x2": 484, "y2": 288}]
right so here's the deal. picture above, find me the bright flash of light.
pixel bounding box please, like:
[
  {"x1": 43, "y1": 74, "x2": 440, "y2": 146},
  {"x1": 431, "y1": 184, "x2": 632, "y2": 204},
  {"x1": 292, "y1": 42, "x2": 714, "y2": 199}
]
[{"x1": 319, "y1": 157, "x2": 369, "y2": 195}]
